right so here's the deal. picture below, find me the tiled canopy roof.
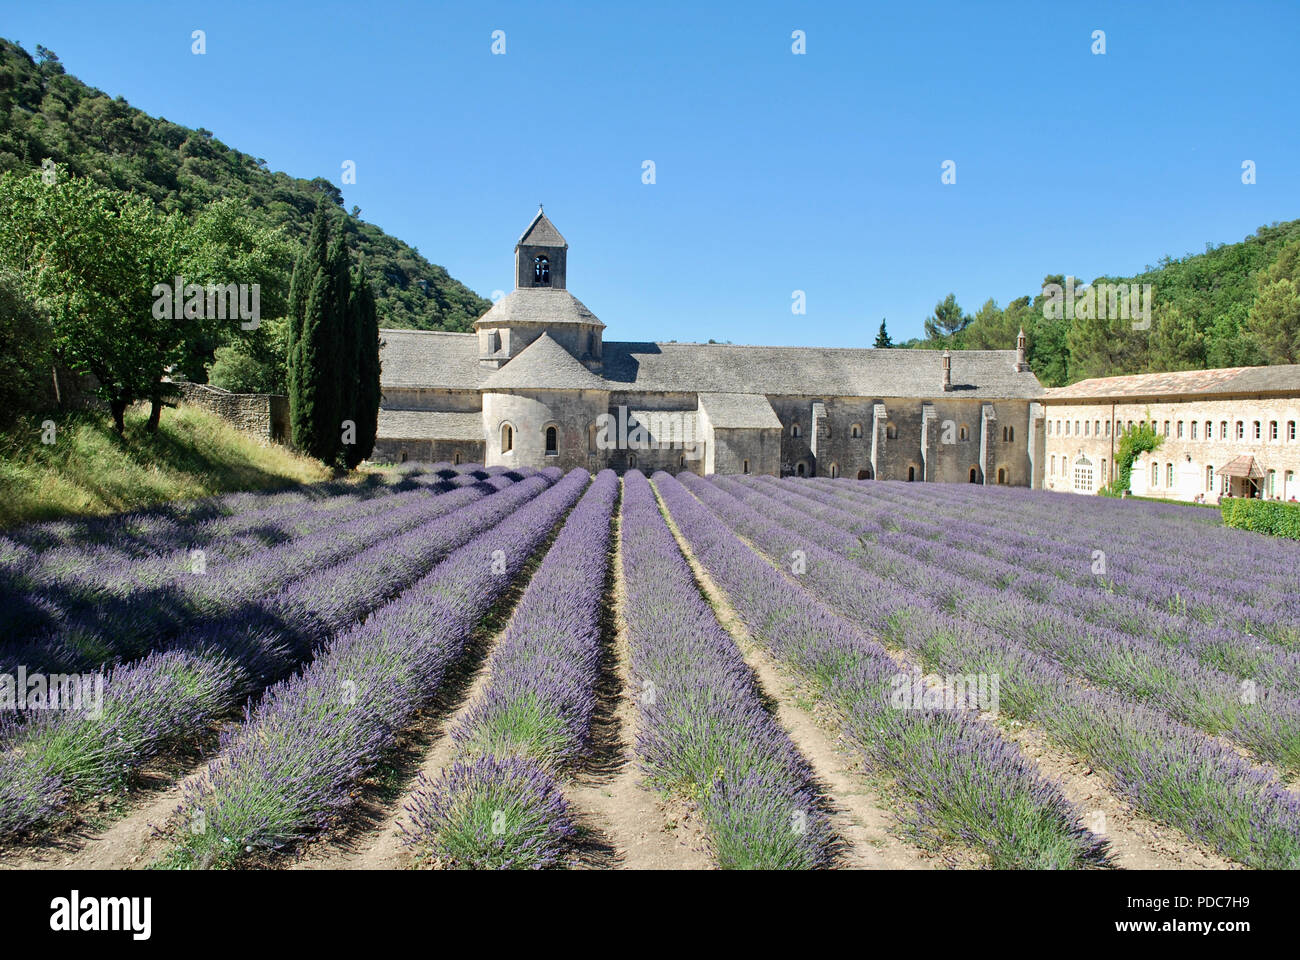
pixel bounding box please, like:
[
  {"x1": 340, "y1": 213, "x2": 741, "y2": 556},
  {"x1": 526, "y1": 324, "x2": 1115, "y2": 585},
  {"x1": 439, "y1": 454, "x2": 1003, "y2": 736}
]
[
  {"x1": 473, "y1": 289, "x2": 604, "y2": 329},
  {"x1": 1220, "y1": 455, "x2": 1264, "y2": 479},
  {"x1": 1045, "y1": 365, "x2": 1300, "y2": 401}
]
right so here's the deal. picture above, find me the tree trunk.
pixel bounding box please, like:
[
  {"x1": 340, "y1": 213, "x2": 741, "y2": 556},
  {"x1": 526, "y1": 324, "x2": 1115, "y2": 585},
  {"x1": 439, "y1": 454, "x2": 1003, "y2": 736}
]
[
  {"x1": 110, "y1": 398, "x2": 126, "y2": 435},
  {"x1": 147, "y1": 390, "x2": 162, "y2": 432}
]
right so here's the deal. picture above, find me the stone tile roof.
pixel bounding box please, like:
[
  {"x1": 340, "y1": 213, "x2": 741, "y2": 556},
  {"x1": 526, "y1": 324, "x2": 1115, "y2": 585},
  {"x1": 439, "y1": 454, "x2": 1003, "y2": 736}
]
[
  {"x1": 473, "y1": 288, "x2": 604, "y2": 328},
  {"x1": 629, "y1": 409, "x2": 700, "y2": 444},
  {"x1": 699, "y1": 392, "x2": 782, "y2": 429},
  {"x1": 379, "y1": 329, "x2": 486, "y2": 389},
  {"x1": 517, "y1": 209, "x2": 567, "y2": 248},
  {"x1": 480, "y1": 333, "x2": 608, "y2": 390},
  {"x1": 600, "y1": 342, "x2": 1042, "y2": 399},
  {"x1": 378, "y1": 330, "x2": 1043, "y2": 399},
  {"x1": 377, "y1": 409, "x2": 483, "y2": 441},
  {"x1": 1044, "y1": 364, "x2": 1300, "y2": 401}
]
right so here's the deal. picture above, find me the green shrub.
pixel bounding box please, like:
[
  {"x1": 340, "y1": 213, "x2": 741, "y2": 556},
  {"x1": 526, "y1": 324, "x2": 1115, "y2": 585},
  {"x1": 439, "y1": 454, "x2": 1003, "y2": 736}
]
[{"x1": 1220, "y1": 498, "x2": 1300, "y2": 539}]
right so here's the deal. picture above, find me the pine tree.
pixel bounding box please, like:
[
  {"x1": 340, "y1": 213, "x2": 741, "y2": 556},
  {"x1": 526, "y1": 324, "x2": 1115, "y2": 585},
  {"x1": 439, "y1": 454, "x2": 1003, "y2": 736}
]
[{"x1": 873, "y1": 319, "x2": 893, "y2": 348}]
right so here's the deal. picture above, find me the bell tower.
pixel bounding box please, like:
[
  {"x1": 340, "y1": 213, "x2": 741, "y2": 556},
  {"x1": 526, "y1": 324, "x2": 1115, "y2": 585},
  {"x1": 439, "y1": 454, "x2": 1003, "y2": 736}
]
[{"x1": 515, "y1": 205, "x2": 567, "y2": 290}]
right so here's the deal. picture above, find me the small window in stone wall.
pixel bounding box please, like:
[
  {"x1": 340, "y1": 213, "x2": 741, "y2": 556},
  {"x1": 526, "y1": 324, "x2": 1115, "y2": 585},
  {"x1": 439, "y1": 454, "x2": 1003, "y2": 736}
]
[
  {"x1": 628, "y1": 453, "x2": 638, "y2": 469},
  {"x1": 997, "y1": 467, "x2": 1006, "y2": 484},
  {"x1": 829, "y1": 462, "x2": 839, "y2": 478},
  {"x1": 886, "y1": 423, "x2": 897, "y2": 439},
  {"x1": 1270, "y1": 421, "x2": 1278, "y2": 441},
  {"x1": 545, "y1": 426, "x2": 558, "y2": 456},
  {"x1": 970, "y1": 467, "x2": 979, "y2": 483},
  {"x1": 1290, "y1": 421, "x2": 1297, "y2": 441},
  {"x1": 743, "y1": 459, "x2": 750, "y2": 474},
  {"x1": 907, "y1": 465, "x2": 916, "y2": 482},
  {"x1": 850, "y1": 423, "x2": 862, "y2": 439},
  {"x1": 501, "y1": 423, "x2": 514, "y2": 453},
  {"x1": 792, "y1": 423, "x2": 801, "y2": 438},
  {"x1": 1167, "y1": 463, "x2": 1174, "y2": 487},
  {"x1": 1152, "y1": 462, "x2": 1159, "y2": 486},
  {"x1": 960, "y1": 425, "x2": 969, "y2": 441},
  {"x1": 1254, "y1": 421, "x2": 1262, "y2": 440},
  {"x1": 796, "y1": 462, "x2": 807, "y2": 476},
  {"x1": 453, "y1": 452, "x2": 462, "y2": 465},
  {"x1": 1191, "y1": 421, "x2": 1198, "y2": 440}
]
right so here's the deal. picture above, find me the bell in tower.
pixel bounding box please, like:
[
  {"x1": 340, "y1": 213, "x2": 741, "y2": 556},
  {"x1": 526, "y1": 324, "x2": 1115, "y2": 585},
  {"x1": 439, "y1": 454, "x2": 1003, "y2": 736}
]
[{"x1": 515, "y1": 205, "x2": 568, "y2": 290}]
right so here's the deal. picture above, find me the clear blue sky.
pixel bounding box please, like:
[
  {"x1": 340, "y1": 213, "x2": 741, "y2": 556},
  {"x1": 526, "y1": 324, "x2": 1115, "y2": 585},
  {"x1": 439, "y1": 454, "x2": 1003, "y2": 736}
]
[{"x1": 3, "y1": 0, "x2": 1298, "y2": 346}]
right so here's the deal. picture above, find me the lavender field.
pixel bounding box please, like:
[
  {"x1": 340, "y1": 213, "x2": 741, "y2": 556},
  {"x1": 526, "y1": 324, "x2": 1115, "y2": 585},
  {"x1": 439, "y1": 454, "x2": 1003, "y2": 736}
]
[{"x1": 2, "y1": 468, "x2": 1298, "y2": 870}]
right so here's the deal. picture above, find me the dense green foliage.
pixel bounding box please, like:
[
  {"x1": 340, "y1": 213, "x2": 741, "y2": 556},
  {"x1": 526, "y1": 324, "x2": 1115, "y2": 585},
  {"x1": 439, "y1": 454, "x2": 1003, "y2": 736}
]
[
  {"x1": 1220, "y1": 498, "x2": 1300, "y2": 539},
  {"x1": 896, "y1": 220, "x2": 1300, "y2": 386},
  {"x1": 0, "y1": 38, "x2": 490, "y2": 333},
  {"x1": 1103, "y1": 422, "x2": 1163, "y2": 497}
]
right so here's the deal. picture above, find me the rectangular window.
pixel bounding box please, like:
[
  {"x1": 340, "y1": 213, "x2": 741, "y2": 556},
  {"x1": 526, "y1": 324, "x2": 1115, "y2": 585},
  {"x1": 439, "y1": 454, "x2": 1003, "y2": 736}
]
[
  {"x1": 1190, "y1": 422, "x2": 1198, "y2": 440},
  {"x1": 1084, "y1": 421, "x2": 1090, "y2": 436},
  {"x1": 1168, "y1": 463, "x2": 1175, "y2": 487},
  {"x1": 1105, "y1": 420, "x2": 1111, "y2": 437},
  {"x1": 1176, "y1": 421, "x2": 1184, "y2": 439},
  {"x1": 1050, "y1": 455, "x2": 1056, "y2": 475},
  {"x1": 1207, "y1": 465, "x2": 1214, "y2": 491},
  {"x1": 1254, "y1": 421, "x2": 1262, "y2": 440},
  {"x1": 1270, "y1": 421, "x2": 1278, "y2": 440},
  {"x1": 1205, "y1": 421, "x2": 1212, "y2": 440},
  {"x1": 1152, "y1": 462, "x2": 1159, "y2": 486},
  {"x1": 1289, "y1": 421, "x2": 1296, "y2": 441},
  {"x1": 1236, "y1": 422, "x2": 1244, "y2": 440},
  {"x1": 1164, "y1": 421, "x2": 1171, "y2": 437}
]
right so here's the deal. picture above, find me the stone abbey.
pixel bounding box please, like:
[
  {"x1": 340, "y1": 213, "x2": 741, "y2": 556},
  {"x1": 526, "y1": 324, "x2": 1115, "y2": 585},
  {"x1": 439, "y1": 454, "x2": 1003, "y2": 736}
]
[{"x1": 374, "y1": 208, "x2": 1050, "y2": 482}]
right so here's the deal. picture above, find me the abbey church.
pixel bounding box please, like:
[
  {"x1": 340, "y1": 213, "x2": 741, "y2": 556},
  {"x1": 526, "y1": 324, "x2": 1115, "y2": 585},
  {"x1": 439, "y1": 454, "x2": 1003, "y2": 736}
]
[{"x1": 375, "y1": 209, "x2": 1048, "y2": 482}]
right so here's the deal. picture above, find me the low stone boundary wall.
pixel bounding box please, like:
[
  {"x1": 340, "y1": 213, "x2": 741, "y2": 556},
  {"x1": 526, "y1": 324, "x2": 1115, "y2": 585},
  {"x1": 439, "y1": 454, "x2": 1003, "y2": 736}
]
[{"x1": 176, "y1": 382, "x2": 288, "y2": 443}]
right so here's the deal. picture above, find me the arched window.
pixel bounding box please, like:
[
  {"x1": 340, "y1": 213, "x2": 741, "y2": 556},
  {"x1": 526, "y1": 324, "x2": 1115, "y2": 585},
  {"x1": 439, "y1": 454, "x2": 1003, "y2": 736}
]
[
  {"x1": 1205, "y1": 421, "x2": 1212, "y2": 440},
  {"x1": 1288, "y1": 421, "x2": 1297, "y2": 441},
  {"x1": 1073, "y1": 455, "x2": 1094, "y2": 493},
  {"x1": 545, "y1": 425, "x2": 558, "y2": 455},
  {"x1": 997, "y1": 467, "x2": 1006, "y2": 484},
  {"x1": 1236, "y1": 421, "x2": 1244, "y2": 440},
  {"x1": 850, "y1": 423, "x2": 862, "y2": 439},
  {"x1": 1206, "y1": 465, "x2": 1214, "y2": 491},
  {"x1": 907, "y1": 465, "x2": 916, "y2": 482},
  {"x1": 1191, "y1": 421, "x2": 1198, "y2": 440},
  {"x1": 500, "y1": 422, "x2": 514, "y2": 453},
  {"x1": 533, "y1": 256, "x2": 550, "y2": 285},
  {"x1": 796, "y1": 461, "x2": 807, "y2": 477},
  {"x1": 857, "y1": 469, "x2": 872, "y2": 480},
  {"x1": 829, "y1": 462, "x2": 839, "y2": 478},
  {"x1": 959, "y1": 425, "x2": 969, "y2": 442},
  {"x1": 1254, "y1": 421, "x2": 1262, "y2": 440},
  {"x1": 1167, "y1": 463, "x2": 1174, "y2": 487},
  {"x1": 400, "y1": 450, "x2": 408, "y2": 464},
  {"x1": 742, "y1": 459, "x2": 750, "y2": 475},
  {"x1": 1007, "y1": 425, "x2": 1015, "y2": 442},
  {"x1": 1270, "y1": 421, "x2": 1278, "y2": 441},
  {"x1": 679, "y1": 454, "x2": 686, "y2": 468},
  {"x1": 453, "y1": 452, "x2": 462, "y2": 465},
  {"x1": 969, "y1": 467, "x2": 978, "y2": 483},
  {"x1": 886, "y1": 423, "x2": 897, "y2": 440},
  {"x1": 1151, "y1": 462, "x2": 1159, "y2": 486},
  {"x1": 792, "y1": 423, "x2": 802, "y2": 438}
]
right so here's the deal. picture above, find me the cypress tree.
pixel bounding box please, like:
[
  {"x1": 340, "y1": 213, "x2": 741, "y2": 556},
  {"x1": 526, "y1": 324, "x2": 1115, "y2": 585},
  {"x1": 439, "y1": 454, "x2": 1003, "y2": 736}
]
[
  {"x1": 326, "y1": 227, "x2": 351, "y2": 466},
  {"x1": 288, "y1": 202, "x2": 333, "y2": 457},
  {"x1": 350, "y1": 261, "x2": 381, "y2": 467}
]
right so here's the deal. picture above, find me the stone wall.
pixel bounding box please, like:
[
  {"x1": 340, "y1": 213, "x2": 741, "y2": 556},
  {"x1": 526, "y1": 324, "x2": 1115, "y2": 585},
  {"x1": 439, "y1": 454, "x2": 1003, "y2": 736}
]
[
  {"x1": 177, "y1": 382, "x2": 288, "y2": 442},
  {"x1": 371, "y1": 437, "x2": 485, "y2": 466}
]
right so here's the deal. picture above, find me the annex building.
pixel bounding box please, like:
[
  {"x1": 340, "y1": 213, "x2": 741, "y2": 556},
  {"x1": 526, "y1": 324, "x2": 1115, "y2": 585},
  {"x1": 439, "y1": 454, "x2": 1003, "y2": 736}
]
[
  {"x1": 374, "y1": 209, "x2": 1047, "y2": 481},
  {"x1": 1042, "y1": 366, "x2": 1300, "y2": 501}
]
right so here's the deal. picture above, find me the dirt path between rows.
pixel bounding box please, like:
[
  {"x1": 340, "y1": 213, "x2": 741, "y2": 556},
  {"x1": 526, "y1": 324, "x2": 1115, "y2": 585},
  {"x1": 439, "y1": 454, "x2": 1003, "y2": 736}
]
[
  {"x1": 654, "y1": 484, "x2": 945, "y2": 870},
  {"x1": 561, "y1": 502, "x2": 713, "y2": 869}
]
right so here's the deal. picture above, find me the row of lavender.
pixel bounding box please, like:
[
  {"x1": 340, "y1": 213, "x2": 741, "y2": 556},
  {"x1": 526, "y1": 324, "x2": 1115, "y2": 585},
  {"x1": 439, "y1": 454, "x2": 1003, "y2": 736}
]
[
  {"x1": 2, "y1": 469, "x2": 511, "y2": 672},
  {"x1": 743, "y1": 477, "x2": 1300, "y2": 775},
  {"x1": 0, "y1": 464, "x2": 506, "y2": 652},
  {"x1": 0, "y1": 470, "x2": 560, "y2": 838},
  {"x1": 697, "y1": 475, "x2": 1300, "y2": 868},
  {"x1": 401, "y1": 470, "x2": 620, "y2": 869},
  {"x1": 619, "y1": 471, "x2": 835, "y2": 869},
  {"x1": 658, "y1": 472, "x2": 1104, "y2": 868},
  {"x1": 804, "y1": 478, "x2": 1300, "y2": 688},
  {"x1": 815, "y1": 478, "x2": 1298, "y2": 645},
  {"x1": 165, "y1": 470, "x2": 595, "y2": 868}
]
